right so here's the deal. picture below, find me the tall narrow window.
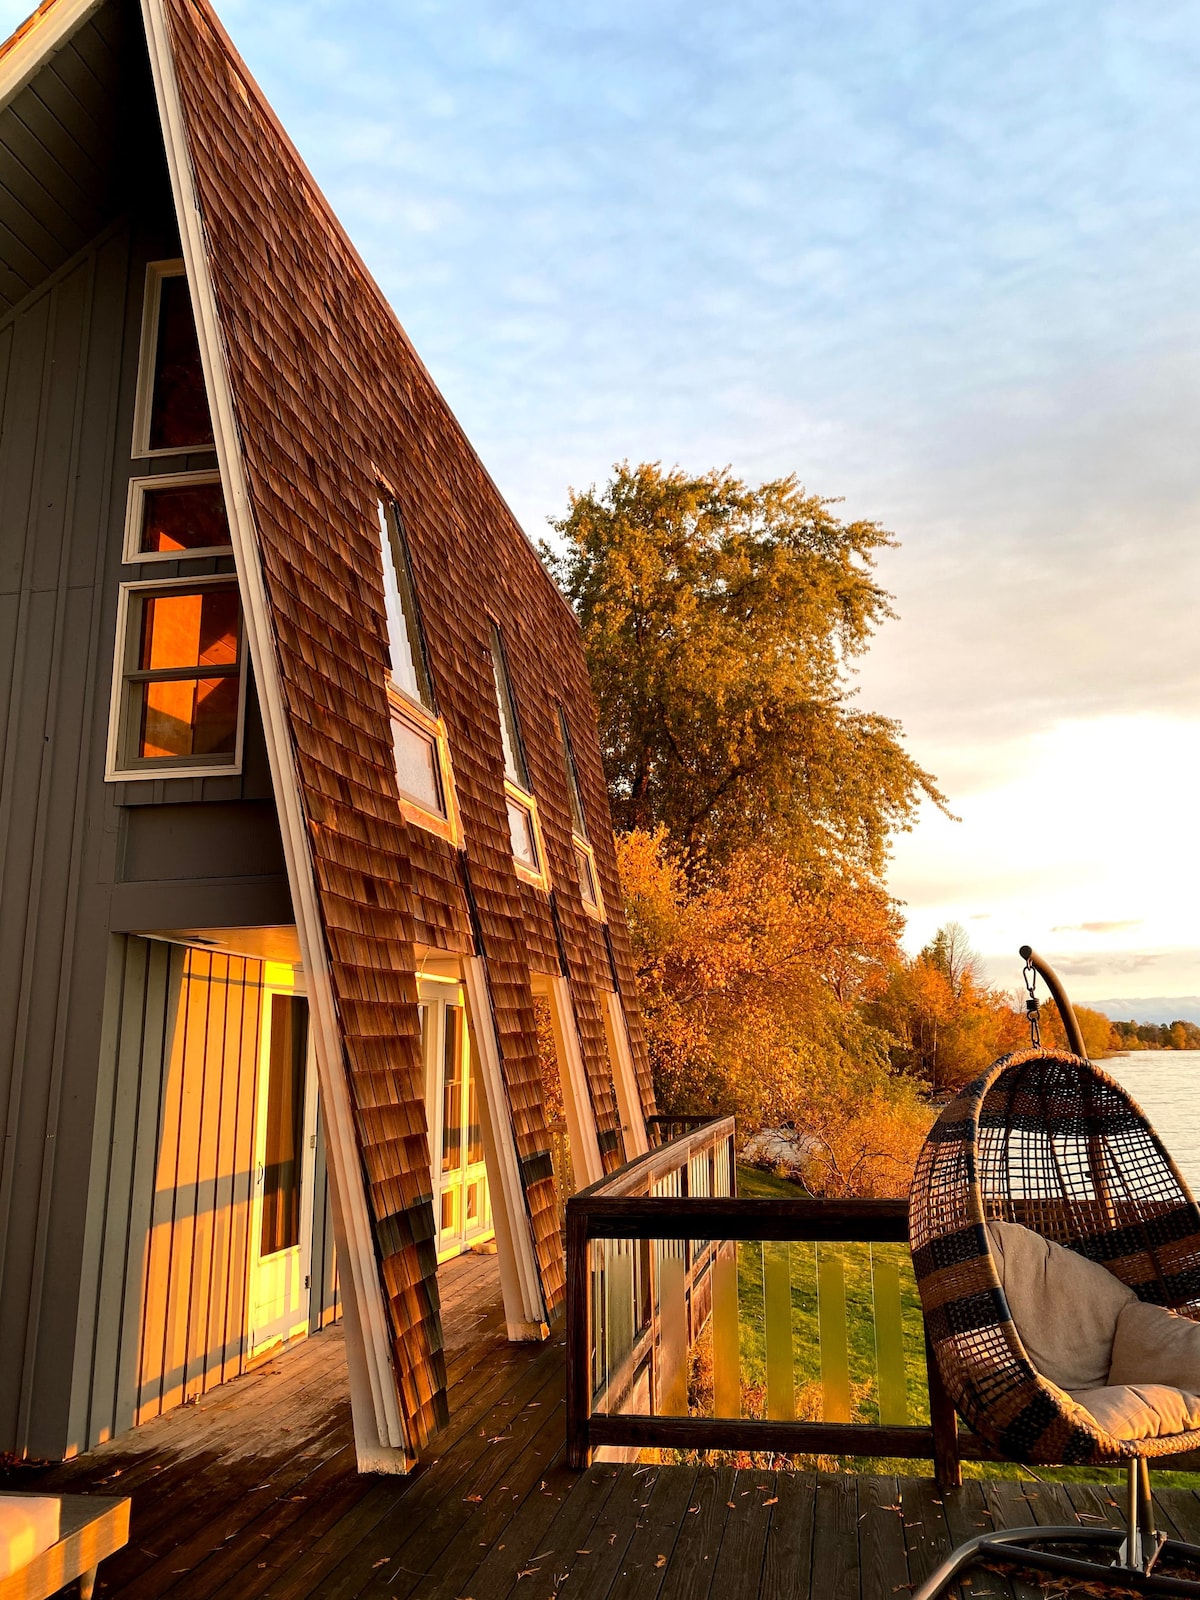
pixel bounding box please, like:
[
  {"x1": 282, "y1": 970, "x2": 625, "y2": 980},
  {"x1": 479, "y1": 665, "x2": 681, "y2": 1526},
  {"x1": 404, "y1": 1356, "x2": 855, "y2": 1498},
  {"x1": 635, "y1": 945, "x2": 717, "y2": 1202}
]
[
  {"x1": 378, "y1": 500, "x2": 434, "y2": 708},
  {"x1": 559, "y1": 709, "x2": 604, "y2": 918},
  {"x1": 106, "y1": 577, "x2": 247, "y2": 777},
  {"x1": 132, "y1": 262, "x2": 215, "y2": 457},
  {"x1": 376, "y1": 498, "x2": 460, "y2": 841},
  {"x1": 111, "y1": 268, "x2": 242, "y2": 780},
  {"x1": 490, "y1": 623, "x2": 549, "y2": 888}
]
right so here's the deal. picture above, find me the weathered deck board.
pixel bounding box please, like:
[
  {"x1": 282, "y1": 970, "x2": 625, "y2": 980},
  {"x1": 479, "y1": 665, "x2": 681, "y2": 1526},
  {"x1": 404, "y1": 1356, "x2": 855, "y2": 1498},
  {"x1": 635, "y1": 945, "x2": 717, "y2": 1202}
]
[{"x1": 5, "y1": 1250, "x2": 1200, "y2": 1600}]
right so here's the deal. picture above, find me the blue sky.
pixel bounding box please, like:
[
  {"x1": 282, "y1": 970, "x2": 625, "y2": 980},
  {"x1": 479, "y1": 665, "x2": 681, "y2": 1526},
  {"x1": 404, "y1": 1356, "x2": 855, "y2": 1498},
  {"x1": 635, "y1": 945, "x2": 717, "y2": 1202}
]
[{"x1": 11, "y1": 0, "x2": 1200, "y2": 999}]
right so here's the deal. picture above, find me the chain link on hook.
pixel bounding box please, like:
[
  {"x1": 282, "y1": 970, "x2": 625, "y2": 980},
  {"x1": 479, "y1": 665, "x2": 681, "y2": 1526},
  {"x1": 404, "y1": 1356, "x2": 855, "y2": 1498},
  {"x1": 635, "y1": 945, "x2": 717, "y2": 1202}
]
[{"x1": 1022, "y1": 957, "x2": 1041, "y2": 1049}]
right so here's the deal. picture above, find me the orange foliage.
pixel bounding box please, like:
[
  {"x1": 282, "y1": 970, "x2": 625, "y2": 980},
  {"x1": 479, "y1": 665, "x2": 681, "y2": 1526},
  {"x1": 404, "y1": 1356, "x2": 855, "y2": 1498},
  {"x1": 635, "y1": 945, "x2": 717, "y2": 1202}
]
[{"x1": 617, "y1": 828, "x2": 932, "y2": 1196}]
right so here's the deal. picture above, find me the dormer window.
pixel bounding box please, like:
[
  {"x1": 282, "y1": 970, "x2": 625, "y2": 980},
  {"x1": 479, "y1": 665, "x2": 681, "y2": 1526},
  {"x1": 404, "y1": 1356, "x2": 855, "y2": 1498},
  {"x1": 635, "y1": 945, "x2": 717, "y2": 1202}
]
[
  {"x1": 559, "y1": 709, "x2": 604, "y2": 919},
  {"x1": 490, "y1": 624, "x2": 548, "y2": 889},
  {"x1": 132, "y1": 262, "x2": 215, "y2": 457},
  {"x1": 377, "y1": 498, "x2": 460, "y2": 843}
]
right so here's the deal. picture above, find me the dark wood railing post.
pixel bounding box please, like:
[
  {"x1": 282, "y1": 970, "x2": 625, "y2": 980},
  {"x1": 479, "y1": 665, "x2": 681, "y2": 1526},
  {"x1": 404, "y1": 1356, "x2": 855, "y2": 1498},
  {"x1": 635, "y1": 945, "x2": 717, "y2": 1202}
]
[
  {"x1": 925, "y1": 1330, "x2": 962, "y2": 1490},
  {"x1": 565, "y1": 1200, "x2": 591, "y2": 1469}
]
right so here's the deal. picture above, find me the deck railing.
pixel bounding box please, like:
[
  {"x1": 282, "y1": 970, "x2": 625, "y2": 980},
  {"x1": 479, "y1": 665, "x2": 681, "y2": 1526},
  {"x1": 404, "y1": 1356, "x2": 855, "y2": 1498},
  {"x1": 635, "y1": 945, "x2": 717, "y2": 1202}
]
[{"x1": 565, "y1": 1117, "x2": 963, "y2": 1485}]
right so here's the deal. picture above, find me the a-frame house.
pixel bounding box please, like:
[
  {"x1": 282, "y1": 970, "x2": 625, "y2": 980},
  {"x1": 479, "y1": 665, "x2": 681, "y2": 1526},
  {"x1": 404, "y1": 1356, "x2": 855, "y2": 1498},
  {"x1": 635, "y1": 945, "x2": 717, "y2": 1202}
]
[{"x1": 0, "y1": 0, "x2": 653, "y2": 1471}]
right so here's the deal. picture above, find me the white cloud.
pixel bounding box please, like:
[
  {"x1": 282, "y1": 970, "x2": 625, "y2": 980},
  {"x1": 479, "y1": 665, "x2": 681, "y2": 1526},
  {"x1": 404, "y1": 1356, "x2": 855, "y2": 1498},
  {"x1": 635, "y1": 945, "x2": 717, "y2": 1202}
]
[{"x1": 3, "y1": 0, "x2": 1195, "y2": 989}]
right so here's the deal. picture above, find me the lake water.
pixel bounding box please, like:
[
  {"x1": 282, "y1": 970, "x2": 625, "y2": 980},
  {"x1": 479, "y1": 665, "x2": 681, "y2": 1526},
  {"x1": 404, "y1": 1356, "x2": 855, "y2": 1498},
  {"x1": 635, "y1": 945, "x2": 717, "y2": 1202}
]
[{"x1": 1105, "y1": 1050, "x2": 1200, "y2": 1195}]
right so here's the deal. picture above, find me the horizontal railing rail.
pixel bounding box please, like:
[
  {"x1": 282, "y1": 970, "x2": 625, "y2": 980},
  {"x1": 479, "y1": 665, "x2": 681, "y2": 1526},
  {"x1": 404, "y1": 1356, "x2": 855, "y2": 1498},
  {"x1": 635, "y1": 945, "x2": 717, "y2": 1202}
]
[
  {"x1": 645, "y1": 1113, "x2": 722, "y2": 1147},
  {"x1": 565, "y1": 1117, "x2": 964, "y2": 1485}
]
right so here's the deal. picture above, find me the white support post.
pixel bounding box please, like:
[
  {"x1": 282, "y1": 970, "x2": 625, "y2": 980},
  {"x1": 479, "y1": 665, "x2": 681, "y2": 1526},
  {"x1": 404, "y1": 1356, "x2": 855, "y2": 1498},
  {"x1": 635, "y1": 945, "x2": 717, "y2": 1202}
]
[
  {"x1": 603, "y1": 990, "x2": 649, "y2": 1158},
  {"x1": 461, "y1": 956, "x2": 548, "y2": 1340},
  {"x1": 532, "y1": 973, "x2": 604, "y2": 1189}
]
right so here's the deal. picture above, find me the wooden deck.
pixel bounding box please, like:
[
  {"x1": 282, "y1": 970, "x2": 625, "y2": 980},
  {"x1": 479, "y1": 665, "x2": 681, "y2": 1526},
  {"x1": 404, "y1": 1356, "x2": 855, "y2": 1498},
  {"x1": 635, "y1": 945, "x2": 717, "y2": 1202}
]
[{"x1": 6, "y1": 1250, "x2": 1200, "y2": 1600}]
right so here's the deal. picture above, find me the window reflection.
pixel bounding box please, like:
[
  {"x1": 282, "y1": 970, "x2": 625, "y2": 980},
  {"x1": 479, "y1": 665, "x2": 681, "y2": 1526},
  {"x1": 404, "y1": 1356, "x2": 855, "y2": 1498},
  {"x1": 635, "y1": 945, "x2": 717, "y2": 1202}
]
[
  {"x1": 125, "y1": 584, "x2": 242, "y2": 764},
  {"x1": 138, "y1": 587, "x2": 240, "y2": 671},
  {"x1": 391, "y1": 714, "x2": 445, "y2": 815},
  {"x1": 139, "y1": 481, "x2": 229, "y2": 555},
  {"x1": 507, "y1": 795, "x2": 540, "y2": 871},
  {"x1": 149, "y1": 274, "x2": 214, "y2": 453},
  {"x1": 138, "y1": 675, "x2": 240, "y2": 759}
]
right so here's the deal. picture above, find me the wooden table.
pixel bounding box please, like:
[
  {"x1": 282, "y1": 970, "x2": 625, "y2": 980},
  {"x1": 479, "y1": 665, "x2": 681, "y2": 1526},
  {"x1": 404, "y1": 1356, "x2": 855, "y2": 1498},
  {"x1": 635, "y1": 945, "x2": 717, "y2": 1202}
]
[{"x1": 0, "y1": 1495, "x2": 130, "y2": 1600}]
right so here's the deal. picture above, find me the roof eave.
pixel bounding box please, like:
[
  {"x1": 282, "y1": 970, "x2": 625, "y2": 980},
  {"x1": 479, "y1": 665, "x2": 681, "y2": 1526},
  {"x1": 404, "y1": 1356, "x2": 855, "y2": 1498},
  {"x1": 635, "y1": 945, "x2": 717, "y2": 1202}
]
[{"x1": 0, "y1": 0, "x2": 107, "y2": 112}]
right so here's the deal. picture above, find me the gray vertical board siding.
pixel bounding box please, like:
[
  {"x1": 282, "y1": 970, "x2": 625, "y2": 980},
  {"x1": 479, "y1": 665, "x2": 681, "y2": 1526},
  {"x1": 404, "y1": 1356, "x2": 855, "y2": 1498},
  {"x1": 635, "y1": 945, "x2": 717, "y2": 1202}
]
[
  {"x1": 0, "y1": 17, "x2": 293, "y2": 1454},
  {"x1": 73, "y1": 937, "x2": 276, "y2": 1450},
  {"x1": 20, "y1": 228, "x2": 134, "y2": 1457},
  {"x1": 0, "y1": 1, "x2": 315, "y2": 1463},
  {"x1": 0, "y1": 252, "x2": 101, "y2": 1455}
]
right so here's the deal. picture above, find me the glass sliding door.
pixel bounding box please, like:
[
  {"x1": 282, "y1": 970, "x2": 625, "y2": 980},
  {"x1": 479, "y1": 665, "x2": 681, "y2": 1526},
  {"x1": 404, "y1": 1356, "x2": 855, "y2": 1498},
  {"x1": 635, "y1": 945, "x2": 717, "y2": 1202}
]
[
  {"x1": 419, "y1": 978, "x2": 494, "y2": 1261},
  {"x1": 248, "y1": 977, "x2": 317, "y2": 1360}
]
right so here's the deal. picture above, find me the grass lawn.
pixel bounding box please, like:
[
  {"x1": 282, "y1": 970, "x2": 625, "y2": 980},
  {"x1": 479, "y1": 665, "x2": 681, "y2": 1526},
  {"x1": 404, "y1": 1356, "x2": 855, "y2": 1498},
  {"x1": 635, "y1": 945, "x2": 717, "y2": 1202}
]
[{"x1": 717, "y1": 1165, "x2": 1200, "y2": 1487}]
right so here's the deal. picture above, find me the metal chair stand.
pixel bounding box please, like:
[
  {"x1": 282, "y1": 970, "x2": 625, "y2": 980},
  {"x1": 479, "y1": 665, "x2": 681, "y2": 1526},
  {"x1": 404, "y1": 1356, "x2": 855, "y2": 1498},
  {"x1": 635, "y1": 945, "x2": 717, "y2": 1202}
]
[{"x1": 911, "y1": 1460, "x2": 1200, "y2": 1600}]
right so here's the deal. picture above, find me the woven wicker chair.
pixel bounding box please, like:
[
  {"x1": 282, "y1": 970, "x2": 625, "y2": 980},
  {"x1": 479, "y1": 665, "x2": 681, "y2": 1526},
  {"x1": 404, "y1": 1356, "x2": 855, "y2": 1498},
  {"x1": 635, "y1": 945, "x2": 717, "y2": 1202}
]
[{"x1": 909, "y1": 1045, "x2": 1200, "y2": 1597}]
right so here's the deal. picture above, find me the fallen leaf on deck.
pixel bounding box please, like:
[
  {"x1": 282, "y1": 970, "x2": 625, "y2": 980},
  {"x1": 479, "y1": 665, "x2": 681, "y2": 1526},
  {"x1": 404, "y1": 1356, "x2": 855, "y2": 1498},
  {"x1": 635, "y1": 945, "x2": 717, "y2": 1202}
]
[{"x1": 655, "y1": 1556, "x2": 667, "y2": 1568}]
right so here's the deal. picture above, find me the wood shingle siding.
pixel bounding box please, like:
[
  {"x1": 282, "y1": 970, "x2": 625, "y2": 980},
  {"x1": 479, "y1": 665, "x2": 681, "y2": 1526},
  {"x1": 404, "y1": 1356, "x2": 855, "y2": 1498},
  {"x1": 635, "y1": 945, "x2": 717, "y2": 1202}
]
[{"x1": 153, "y1": 0, "x2": 654, "y2": 1437}]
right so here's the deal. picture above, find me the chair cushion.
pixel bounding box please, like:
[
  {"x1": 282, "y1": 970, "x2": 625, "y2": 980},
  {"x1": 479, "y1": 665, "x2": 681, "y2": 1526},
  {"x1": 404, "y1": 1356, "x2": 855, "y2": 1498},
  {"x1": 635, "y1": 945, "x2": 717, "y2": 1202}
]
[
  {"x1": 987, "y1": 1218, "x2": 1136, "y2": 1389},
  {"x1": 1067, "y1": 1382, "x2": 1200, "y2": 1442},
  {"x1": 0, "y1": 1494, "x2": 60, "y2": 1580},
  {"x1": 1109, "y1": 1298, "x2": 1200, "y2": 1391}
]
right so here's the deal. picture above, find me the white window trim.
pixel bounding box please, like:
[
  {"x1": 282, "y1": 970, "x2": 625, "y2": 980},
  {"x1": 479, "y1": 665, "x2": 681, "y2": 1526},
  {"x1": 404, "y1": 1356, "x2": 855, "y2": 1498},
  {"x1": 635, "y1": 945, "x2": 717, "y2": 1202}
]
[
  {"x1": 122, "y1": 469, "x2": 228, "y2": 563},
  {"x1": 131, "y1": 260, "x2": 215, "y2": 460},
  {"x1": 104, "y1": 573, "x2": 248, "y2": 782}
]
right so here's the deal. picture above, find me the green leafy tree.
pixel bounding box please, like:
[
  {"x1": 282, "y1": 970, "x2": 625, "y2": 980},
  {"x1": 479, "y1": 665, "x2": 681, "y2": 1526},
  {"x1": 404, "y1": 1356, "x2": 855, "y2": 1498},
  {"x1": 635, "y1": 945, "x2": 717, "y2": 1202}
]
[{"x1": 546, "y1": 462, "x2": 944, "y2": 874}]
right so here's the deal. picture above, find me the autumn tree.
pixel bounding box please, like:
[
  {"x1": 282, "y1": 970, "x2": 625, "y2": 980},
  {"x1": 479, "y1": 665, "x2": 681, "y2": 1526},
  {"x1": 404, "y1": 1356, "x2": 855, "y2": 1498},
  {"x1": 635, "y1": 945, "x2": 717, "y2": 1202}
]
[
  {"x1": 870, "y1": 925, "x2": 1027, "y2": 1094},
  {"x1": 1036, "y1": 1002, "x2": 1120, "y2": 1059},
  {"x1": 549, "y1": 462, "x2": 947, "y2": 1196},
  {"x1": 618, "y1": 828, "x2": 930, "y2": 1196},
  {"x1": 546, "y1": 463, "x2": 944, "y2": 875}
]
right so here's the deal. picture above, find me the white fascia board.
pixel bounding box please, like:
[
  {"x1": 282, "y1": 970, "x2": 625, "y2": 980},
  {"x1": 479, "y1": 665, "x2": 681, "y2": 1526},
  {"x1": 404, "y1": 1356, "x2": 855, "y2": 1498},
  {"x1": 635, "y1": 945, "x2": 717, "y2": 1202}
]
[
  {"x1": 0, "y1": 0, "x2": 107, "y2": 111},
  {"x1": 139, "y1": 0, "x2": 413, "y2": 1473}
]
